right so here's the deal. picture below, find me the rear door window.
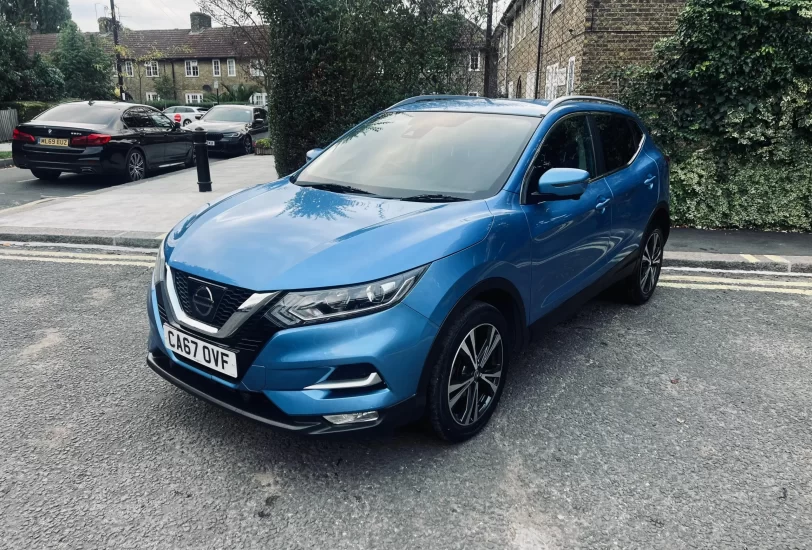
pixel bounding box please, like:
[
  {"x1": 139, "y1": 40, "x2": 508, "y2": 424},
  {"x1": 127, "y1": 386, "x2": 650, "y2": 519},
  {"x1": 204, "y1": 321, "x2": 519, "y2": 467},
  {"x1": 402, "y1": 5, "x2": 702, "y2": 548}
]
[
  {"x1": 593, "y1": 114, "x2": 641, "y2": 174},
  {"x1": 122, "y1": 108, "x2": 154, "y2": 129}
]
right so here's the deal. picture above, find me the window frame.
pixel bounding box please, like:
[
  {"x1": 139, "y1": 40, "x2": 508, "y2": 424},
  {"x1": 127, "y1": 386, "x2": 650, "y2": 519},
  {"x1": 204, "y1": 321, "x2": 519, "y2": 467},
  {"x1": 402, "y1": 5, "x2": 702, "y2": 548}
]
[
  {"x1": 249, "y1": 60, "x2": 264, "y2": 77},
  {"x1": 566, "y1": 57, "x2": 576, "y2": 95},
  {"x1": 531, "y1": 0, "x2": 540, "y2": 29},
  {"x1": 227, "y1": 58, "x2": 237, "y2": 77},
  {"x1": 590, "y1": 113, "x2": 647, "y2": 179},
  {"x1": 551, "y1": 0, "x2": 563, "y2": 12},
  {"x1": 520, "y1": 112, "x2": 600, "y2": 205},
  {"x1": 185, "y1": 60, "x2": 199, "y2": 77},
  {"x1": 469, "y1": 51, "x2": 480, "y2": 72},
  {"x1": 145, "y1": 91, "x2": 160, "y2": 101},
  {"x1": 185, "y1": 93, "x2": 203, "y2": 104},
  {"x1": 123, "y1": 60, "x2": 134, "y2": 78},
  {"x1": 212, "y1": 59, "x2": 221, "y2": 77}
]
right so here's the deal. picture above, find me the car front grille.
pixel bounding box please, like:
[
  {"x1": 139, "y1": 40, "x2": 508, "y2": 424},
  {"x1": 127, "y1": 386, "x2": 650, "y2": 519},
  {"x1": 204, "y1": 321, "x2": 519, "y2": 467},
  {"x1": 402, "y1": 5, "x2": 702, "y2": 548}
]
[
  {"x1": 155, "y1": 282, "x2": 281, "y2": 383},
  {"x1": 172, "y1": 269, "x2": 254, "y2": 329}
]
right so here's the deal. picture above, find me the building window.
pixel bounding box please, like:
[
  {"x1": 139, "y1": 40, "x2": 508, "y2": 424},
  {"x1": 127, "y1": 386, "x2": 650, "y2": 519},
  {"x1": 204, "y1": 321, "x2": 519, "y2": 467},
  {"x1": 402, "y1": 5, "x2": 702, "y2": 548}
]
[
  {"x1": 469, "y1": 51, "x2": 480, "y2": 71},
  {"x1": 227, "y1": 58, "x2": 236, "y2": 77},
  {"x1": 212, "y1": 59, "x2": 221, "y2": 77},
  {"x1": 185, "y1": 93, "x2": 203, "y2": 104},
  {"x1": 516, "y1": 5, "x2": 524, "y2": 40},
  {"x1": 146, "y1": 92, "x2": 160, "y2": 101},
  {"x1": 509, "y1": 22, "x2": 515, "y2": 49},
  {"x1": 249, "y1": 60, "x2": 264, "y2": 77},
  {"x1": 566, "y1": 57, "x2": 576, "y2": 94},
  {"x1": 250, "y1": 92, "x2": 268, "y2": 106},
  {"x1": 500, "y1": 32, "x2": 507, "y2": 59},
  {"x1": 508, "y1": 81, "x2": 514, "y2": 99},
  {"x1": 145, "y1": 60, "x2": 159, "y2": 78},
  {"x1": 526, "y1": 71, "x2": 536, "y2": 99},
  {"x1": 123, "y1": 60, "x2": 133, "y2": 77},
  {"x1": 551, "y1": 0, "x2": 562, "y2": 12},
  {"x1": 185, "y1": 60, "x2": 199, "y2": 77},
  {"x1": 545, "y1": 64, "x2": 558, "y2": 99}
]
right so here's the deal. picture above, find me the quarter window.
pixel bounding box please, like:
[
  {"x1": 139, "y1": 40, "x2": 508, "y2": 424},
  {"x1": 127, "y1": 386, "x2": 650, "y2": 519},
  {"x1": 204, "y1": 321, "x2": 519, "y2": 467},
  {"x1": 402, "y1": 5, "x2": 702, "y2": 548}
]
[
  {"x1": 593, "y1": 114, "x2": 642, "y2": 174},
  {"x1": 529, "y1": 115, "x2": 596, "y2": 186},
  {"x1": 185, "y1": 60, "x2": 199, "y2": 77}
]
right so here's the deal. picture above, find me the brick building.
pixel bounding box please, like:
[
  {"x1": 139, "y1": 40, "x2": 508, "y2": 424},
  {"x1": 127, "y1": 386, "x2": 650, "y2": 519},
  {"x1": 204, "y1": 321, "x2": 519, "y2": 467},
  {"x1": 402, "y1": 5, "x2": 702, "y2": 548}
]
[
  {"x1": 27, "y1": 12, "x2": 269, "y2": 105},
  {"x1": 493, "y1": 0, "x2": 685, "y2": 99}
]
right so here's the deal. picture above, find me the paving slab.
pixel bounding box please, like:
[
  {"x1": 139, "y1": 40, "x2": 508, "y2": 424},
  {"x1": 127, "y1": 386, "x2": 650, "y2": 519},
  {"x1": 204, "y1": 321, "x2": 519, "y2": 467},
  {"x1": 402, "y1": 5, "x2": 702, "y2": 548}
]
[{"x1": 0, "y1": 154, "x2": 279, "y2": 246}]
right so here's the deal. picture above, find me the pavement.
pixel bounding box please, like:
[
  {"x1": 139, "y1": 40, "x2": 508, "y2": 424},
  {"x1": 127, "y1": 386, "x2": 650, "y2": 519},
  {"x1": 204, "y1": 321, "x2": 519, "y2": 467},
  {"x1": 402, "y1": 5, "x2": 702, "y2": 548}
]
[
  {"x1": 0, "y1": 153, "x2": 809, "y2": 270},
  {"x1": 0, "y1": 154, "x2": 276, "y2": 247},
  {"x1": 1, "y1": 244, "x2": 810, "y2": 548}
]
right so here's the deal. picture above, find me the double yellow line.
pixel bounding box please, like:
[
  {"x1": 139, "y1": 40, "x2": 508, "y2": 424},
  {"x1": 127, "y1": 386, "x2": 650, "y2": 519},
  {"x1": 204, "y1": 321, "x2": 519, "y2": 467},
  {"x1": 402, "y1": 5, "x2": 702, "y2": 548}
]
[
  {"x1": 660, "y1": 275, "x2": 812, "y2": 296},
  {"x1": 0, "y1": 248, "x2": 155, "y2": 267}
]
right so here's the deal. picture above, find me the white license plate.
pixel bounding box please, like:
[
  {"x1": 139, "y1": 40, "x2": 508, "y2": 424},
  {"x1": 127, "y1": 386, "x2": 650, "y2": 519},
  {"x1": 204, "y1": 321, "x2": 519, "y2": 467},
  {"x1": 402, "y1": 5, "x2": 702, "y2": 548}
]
[
  {"x1": 163, "y1": 324, "x2": 238, "y2": 378},
  {"x1": 206, "y1": 140, "x2": 215, "y2": 146}
]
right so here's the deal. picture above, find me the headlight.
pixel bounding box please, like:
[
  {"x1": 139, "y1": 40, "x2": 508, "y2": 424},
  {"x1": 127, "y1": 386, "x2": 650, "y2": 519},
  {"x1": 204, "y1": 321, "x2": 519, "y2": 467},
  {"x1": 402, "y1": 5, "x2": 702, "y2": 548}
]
[
  {"x1": 152, "y1": 238, "x2": 166, "y2": 287},
  {"x1": 266, "y1": 266, "x2": 427, "y2": 327},
  {"x1": 222, "y1": 132, "x2": 240, "y2": 138}
]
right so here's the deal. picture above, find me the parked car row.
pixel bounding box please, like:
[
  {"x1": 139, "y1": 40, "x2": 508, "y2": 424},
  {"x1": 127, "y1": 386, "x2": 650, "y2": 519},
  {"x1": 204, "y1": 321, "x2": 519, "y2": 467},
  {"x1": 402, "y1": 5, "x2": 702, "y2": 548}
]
[{"x1": 11, "y1": 101, "x2": 269, "y2": 182}]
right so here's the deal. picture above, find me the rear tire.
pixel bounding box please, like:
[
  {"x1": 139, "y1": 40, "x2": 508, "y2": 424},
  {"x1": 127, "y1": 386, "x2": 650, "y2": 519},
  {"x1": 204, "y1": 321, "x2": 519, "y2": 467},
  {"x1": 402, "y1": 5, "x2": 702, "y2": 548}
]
[
  {"x1": 624, "y1": 226, "x2": 665, "y2": 305},
  {"x1": 184, "y1": 146, "x2": 196, "y2": 168},
  {"x1": 182, "y1": 119, "x2": 191, "y2": 126},
  {"x1": 427, "y1": 301, "x2": 510, "y2": 442},
  {"x1": 30, "y1": 169, "x2": 61, "y2": 181},
  {"x1": 124, "y1": 149, "x2": 146, "y2": 182}
]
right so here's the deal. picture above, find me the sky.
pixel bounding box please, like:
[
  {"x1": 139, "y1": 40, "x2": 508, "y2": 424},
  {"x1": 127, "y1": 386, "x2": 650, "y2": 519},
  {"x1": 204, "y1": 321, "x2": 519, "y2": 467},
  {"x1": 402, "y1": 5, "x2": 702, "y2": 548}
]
[{"x1": 69, "y1": 0, "x2": 213, "y2": 32}]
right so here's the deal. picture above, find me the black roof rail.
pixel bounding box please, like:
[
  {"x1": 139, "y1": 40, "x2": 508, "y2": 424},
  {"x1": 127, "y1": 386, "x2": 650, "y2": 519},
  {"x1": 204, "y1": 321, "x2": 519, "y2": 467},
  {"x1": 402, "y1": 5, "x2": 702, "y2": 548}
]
[{"x1": 545, "y1": 95, "x2": 625, "y2": 111}]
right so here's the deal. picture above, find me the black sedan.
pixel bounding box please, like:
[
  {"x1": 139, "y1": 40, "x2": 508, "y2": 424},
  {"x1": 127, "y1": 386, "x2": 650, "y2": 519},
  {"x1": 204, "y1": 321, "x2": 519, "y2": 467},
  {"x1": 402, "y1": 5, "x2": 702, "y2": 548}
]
[
  {"x1": 184, "y1": 104, "x2": 269, "y2": 155},
  {"x1": 12, "y1": 101, "x2": 195, "y2": 182}
]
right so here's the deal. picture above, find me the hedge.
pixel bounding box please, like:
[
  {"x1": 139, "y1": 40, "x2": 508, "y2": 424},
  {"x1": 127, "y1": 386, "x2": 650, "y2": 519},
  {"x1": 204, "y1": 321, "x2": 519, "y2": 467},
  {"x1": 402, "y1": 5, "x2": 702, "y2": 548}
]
[{"x1": 0, "y1": 101, "x2": 55, "y2": 122}]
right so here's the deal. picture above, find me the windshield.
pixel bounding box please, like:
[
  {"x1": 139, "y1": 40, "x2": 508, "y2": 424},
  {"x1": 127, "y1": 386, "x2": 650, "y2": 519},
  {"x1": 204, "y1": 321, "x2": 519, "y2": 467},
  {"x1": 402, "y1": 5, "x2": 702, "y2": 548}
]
[
  {"x1": 201, "y1": 108, "x2": 252, "y2": 123},
  {"x1": 295, "y1": 111, "x2": 540, "y2": 200},
  {"x1": 34, "y1": 104, "x2": 119, "y2": 126}
]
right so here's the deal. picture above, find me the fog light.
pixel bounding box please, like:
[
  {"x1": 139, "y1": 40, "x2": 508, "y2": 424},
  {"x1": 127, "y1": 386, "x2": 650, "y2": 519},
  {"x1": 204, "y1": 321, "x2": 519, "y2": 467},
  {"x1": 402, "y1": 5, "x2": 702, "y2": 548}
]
[{"x1": 323, "y1": 411, "x2": 379, "y2": 425}]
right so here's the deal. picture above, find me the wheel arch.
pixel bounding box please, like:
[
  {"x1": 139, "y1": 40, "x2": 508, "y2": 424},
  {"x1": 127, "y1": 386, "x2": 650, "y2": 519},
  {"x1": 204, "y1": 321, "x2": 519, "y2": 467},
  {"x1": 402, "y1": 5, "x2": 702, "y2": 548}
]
[
  {"x1": 647, "y1": 202, "x2": 671, "y2": 243},
  {"x1": 414, "y1": 277, "x2": 528, "y2": 412}
]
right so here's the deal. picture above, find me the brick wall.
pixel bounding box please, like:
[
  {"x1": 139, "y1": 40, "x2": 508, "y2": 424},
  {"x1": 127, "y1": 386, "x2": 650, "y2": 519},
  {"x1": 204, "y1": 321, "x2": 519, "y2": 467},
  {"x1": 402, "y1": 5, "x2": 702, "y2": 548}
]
[{"x1": 580, "y1": 0, "x2": 685, "y2": 96}]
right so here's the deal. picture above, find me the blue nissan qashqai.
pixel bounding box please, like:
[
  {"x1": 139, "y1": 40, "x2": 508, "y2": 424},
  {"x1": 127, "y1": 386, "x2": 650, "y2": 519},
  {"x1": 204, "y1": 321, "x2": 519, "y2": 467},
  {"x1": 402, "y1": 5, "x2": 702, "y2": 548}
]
[{"x1": 147, "y1": 95, "x2": 670, "y2": 441}]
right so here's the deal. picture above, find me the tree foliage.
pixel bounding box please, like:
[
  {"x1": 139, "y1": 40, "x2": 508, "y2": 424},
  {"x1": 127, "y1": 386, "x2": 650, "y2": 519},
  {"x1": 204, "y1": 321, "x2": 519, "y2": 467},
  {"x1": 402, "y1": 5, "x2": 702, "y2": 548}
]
[
  {"x1": 153, "y1": 73, "x2": 177, "y2": 101},
  {"x1": 0, "y1": 18, "x2": 64, "y2": 101},
  {"x1": 51, "y1": 21, "x2": 115, "y2": 100},
  {"x1": 597, "y1": 0, "x2": 812, "y2": 230},
  {"x1": 1, "y1": 0, "x2": 71, "y2": 33},
  {"x1": 238, "y1": 0, "x2": 483, "y2": 175}
]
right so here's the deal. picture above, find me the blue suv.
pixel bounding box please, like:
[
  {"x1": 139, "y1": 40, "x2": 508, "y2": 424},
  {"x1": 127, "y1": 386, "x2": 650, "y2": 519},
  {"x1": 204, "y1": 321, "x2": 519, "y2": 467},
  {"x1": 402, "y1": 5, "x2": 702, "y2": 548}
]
[{"x1": 147, "y1": 95, "x2": 669, "y2": 441}]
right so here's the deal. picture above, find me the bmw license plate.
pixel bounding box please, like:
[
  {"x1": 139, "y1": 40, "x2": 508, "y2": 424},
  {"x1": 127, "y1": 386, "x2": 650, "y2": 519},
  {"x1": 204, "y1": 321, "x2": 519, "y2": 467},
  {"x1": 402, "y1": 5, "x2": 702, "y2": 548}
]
[
  {"x1": 163, "y1": 324, "x2": 238, "y2": 378},
  {"x1": 38, "y1": 137, "x2": 69, "y2": 147},
  {"x1": 206, "y1": 140, "x2": 215, "y2": 146}
]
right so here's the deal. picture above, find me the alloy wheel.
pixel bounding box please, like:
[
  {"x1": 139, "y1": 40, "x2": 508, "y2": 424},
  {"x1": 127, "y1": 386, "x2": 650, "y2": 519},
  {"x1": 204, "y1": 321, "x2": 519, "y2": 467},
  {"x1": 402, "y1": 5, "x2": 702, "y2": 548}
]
[
  {"x1": 243, "y1": 136, "x2": 253, "y2": 154},
  {"x1": 447, "y1": 323, "x2": 504, "y2": 426},
  {"x1": 128, "y1": 151, "x2": 145, "y2": 181},
  {"x1": 640, "y1": 231, "x2": 663, "y2": 294}
]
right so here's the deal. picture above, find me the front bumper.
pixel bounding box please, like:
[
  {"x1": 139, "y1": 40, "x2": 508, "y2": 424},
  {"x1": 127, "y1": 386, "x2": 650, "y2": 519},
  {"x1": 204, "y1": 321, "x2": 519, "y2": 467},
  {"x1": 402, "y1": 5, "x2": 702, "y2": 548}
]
[{"x1": 147, "y1": 284, "x2": 439, "y2": 434}]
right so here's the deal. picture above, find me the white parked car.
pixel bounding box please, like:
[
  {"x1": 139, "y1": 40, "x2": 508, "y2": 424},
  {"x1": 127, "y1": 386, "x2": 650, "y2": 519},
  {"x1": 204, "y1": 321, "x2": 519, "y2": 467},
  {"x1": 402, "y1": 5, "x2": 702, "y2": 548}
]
[{"x1": 162, "y1": 106, "x2": 208, "y2": 126}]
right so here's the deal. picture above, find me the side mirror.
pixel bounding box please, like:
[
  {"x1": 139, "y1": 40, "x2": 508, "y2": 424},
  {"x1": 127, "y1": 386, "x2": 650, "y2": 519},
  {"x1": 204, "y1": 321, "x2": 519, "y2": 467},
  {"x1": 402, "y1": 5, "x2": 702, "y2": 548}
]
[
  {"x1": 305, "y1": 148, "x2": 324, "y2": 162},
  {"x1": 194, "y1": 114, "x2": 202, "y2": 120},
  {"x1": 530, "y1": 168, "x2": 590, "y2": 203},
  {"x1": 171, "y1": 121, "x2": 181, "y2": 130},
  {"x1": 253, "y1": 117, "x2": 266, "y2": 127}
]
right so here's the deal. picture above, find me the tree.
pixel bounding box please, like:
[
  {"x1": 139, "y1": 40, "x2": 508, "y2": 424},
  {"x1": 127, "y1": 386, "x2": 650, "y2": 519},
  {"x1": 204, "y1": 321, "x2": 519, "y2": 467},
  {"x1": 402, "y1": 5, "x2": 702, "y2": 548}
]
[
  {"x1": 0, "y1": 18, "x2": 64, "y2": 101},
  {"x1": 205, "y1": 82, "x2": 260, "y2": 103},
  {"x1": 153, "y1": 73, "x2": 177, "y2": 101},
  {"x1": 1, "y1": 0, "x2": 71, "y2": 33},
  {"x1": 51, "y1": 21, "x2": 114, "y2": 100}
]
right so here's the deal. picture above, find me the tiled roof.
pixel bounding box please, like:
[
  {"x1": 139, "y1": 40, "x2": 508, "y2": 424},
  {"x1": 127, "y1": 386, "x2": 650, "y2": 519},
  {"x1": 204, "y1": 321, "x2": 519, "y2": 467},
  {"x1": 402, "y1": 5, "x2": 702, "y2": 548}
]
[{"x1": 27, "y1": 26, "x2": 264, "y2": 60}]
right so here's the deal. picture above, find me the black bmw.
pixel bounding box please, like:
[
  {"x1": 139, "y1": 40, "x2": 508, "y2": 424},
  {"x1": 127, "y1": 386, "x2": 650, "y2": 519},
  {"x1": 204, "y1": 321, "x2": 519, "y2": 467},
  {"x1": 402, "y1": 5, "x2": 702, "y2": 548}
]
[
  {"x1": 184, "y1": 104, "x2": 269, "y2": 155},
  {"x1": 12, "y1": 101, "x2": 195, "y2": 182}
]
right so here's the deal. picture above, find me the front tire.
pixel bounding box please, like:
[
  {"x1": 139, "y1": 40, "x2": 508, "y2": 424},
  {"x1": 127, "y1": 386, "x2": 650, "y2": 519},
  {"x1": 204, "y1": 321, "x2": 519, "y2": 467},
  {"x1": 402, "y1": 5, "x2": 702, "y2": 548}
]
[
  {"x1": 625, "y1": 226, "x2": 665, "y2": 305},
  {"x1": 427, "y1": 301, "x2": 509, "y2": 442},
  {"x1": 124, "y1": 149, "x2": 146, "y2": 182},
  {"x1": 30, "y1": 169, "x2": 61, "y2": 181},
  {"x1": 242, "y1": 135, "x2": 253, "y2": 155}
]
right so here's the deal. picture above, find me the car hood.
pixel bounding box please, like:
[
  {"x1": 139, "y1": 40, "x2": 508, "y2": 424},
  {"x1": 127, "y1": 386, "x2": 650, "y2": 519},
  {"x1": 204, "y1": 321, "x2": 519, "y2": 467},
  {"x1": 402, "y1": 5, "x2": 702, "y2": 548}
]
[
  {"x1": 166, "y1": 181, "x2": 494, "y2": 291},
  {"x1": 185, "y1": 121, "x2": 249, "y2": 133}
]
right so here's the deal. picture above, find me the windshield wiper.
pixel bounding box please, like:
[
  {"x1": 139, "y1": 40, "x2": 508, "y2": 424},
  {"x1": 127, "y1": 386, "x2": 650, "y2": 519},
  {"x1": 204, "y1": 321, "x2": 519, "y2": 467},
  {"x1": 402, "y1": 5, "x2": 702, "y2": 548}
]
[
  {"x1": 299, "y1": 183, "x2": 377, "y2": 196},
  {"x1": 400, "y1": 194, "x2": 469, "y2": 203}
]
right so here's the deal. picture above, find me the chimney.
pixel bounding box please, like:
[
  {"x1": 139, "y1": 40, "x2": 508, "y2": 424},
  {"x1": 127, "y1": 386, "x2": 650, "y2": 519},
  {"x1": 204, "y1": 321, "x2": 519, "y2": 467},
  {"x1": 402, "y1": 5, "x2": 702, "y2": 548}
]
[{"x1": 190, "y1": 12, "x2": 212, "y2": 34}]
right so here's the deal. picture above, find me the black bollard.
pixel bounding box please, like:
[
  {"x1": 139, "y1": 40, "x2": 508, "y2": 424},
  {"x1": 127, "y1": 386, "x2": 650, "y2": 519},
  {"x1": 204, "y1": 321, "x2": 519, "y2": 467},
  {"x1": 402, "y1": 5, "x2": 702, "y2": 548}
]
[{"x1": 193, "y1": 127, "x2": 212, "y2": 192}]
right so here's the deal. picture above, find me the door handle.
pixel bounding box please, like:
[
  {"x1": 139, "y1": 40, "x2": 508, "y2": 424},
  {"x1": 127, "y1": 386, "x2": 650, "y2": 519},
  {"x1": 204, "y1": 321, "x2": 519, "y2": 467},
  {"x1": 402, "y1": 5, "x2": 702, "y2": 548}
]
[
  {"x1": 644, "y1": 175, "x2": 657, "y2": 189},
  {"x1": 595, "y1": 197, "x2": 611, "y2": 212}
]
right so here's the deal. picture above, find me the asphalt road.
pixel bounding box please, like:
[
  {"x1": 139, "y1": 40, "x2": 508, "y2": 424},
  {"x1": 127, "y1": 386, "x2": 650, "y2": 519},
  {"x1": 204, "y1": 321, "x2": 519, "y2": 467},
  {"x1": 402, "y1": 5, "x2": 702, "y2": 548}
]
[
  {"x1": 0, "y1": 157, "x2": 229, "y2": 210},
  {"x1": 1, "y1": 246, "x2": 811, "y2": 549}
]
